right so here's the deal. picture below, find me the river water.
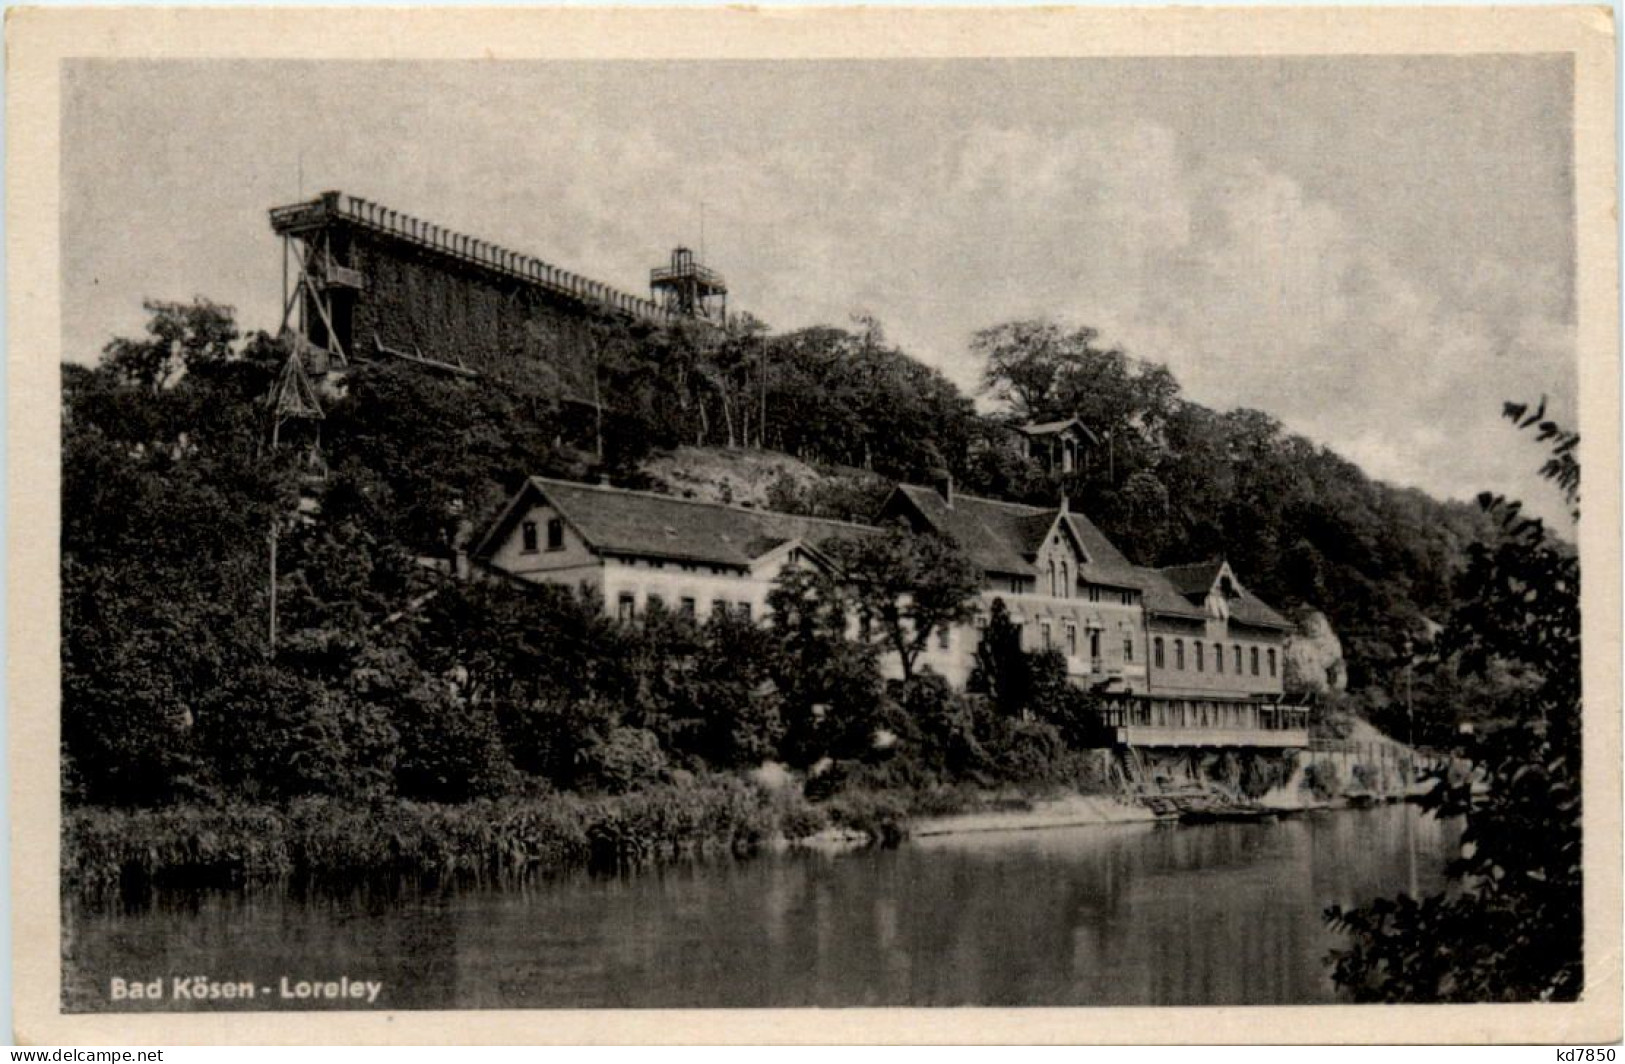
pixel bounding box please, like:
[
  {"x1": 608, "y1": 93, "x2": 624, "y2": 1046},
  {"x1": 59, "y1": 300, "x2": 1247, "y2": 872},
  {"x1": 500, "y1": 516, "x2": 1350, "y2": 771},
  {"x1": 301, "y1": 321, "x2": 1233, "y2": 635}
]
[{"x1": 64, "y1": 804, "x2": 1458, "y2": 1011}]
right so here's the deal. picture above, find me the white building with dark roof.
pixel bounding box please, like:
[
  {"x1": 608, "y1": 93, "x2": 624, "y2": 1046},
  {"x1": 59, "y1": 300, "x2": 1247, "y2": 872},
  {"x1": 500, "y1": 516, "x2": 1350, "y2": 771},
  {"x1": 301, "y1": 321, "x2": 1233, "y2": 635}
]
[
  {"x1": 472, "y1": 473, "x2": 1308, "y2": 749},
  {"x1": 470, "y1": 477, "x2": 875, "y2": 625}
]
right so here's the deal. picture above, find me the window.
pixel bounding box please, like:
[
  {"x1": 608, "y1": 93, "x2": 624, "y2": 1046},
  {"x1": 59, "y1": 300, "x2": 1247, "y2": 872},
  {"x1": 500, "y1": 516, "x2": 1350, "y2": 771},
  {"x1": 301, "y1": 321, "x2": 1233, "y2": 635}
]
[
  {"x1": 521, "y1": 520, "x2": 539, "y2": 553},
  {"x1": 1060, "y1": 562, "x2": 1070, "y2": 598},
  {"x1": 680, "y1": 597, "x2": 696, "y2": 618},
  {"x1": 1066, "y1": 623, "x2": 1078, "y2": 655},
  {"x1": 1251, "y1": 647, "x2": 1260, "y2": 676},
  {"x1": 617, "y1": 593, "x2": 635, "y2": 622},
  {"x1": 1175, "y1": 639, "x2": 1185, "y2": 670},
  {"x1": 1215, "y1": 642, "x2": 1224, "y2": 674},
  {"x1": 1124, "y1": 637, "x2": 1134, "y2": 662},
  {"x1": 647, "y1": 594, "x2": 665, "y2": 613},
  {"x1": 546, "y1": 517, "x2": 564, "y2": 551},
  {"x1": 1195, "y1": 642, "x2": 1205, "y2": 672},
  {"x1": 1268, "y1": 649, "x2": 1277, "y2": 677},
  {"x1": 737, "y1": 602, "x2": 752, "y2": 621},
  {"x1": 1041, "y1": 622, "x2": 1052, "y2": 649},
  {"x1": 1154, "y1": 637, "x2": 1165, "y2": 668},
  {"x1": 1233, "y1": 645, "x2": 1242, "y2": 673},
  {"x1": 1120, "y1": 590, "x2": 1134, "y2": 606},
  {"x1": 712, "y1": 599, "x2": 728, "y2": 619},
  {"x1": 1049, "y1": 560, "x2": 1057, "y2": 597},
  {"x1": 1089, "y1": 629, "x2": 1101, "y2": 660},
  {"x1": 1087, "y1": 585, "x2": 1102, "y2": 604},
  {"x1": 937, "y1": 627, "x2": 950, "y2": 650}
]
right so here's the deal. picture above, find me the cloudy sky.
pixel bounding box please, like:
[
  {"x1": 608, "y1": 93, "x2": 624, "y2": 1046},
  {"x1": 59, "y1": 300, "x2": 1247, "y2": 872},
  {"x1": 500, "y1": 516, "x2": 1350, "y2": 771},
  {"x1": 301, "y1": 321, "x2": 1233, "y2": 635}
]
[{"x1": 62, "y1": 57, "x2": 1576, "y2": 524}]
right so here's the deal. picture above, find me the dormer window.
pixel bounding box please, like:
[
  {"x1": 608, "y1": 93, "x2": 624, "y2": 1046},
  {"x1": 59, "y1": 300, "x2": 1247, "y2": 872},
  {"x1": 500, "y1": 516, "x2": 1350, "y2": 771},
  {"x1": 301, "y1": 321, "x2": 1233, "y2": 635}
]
[{"x1": 521, "y1": 520, "x2": 539, "y2": 553}]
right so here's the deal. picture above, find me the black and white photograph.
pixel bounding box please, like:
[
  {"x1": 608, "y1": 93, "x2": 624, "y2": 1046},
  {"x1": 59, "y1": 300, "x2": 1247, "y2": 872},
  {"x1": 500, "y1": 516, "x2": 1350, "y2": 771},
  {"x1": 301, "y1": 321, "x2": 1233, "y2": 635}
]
[{"x1": 10, "y1": 5, "x2": 1619, "y2": 1045}]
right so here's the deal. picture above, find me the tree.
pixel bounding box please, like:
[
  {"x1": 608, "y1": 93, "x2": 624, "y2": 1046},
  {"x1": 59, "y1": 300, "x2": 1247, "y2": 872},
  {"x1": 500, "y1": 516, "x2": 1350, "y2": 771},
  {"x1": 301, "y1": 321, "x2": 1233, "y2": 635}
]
[
  {"x1": 101, "y1": 298, "x2": 240, "y2": 393},
  {"x1": 966, "y1": 597, "x2": 1028, "y2": 714},
  {"x1": 821, "y1": 525, "x2": 981, "y2": 685},
  {"x1": 766, "y1": 564, "x2": 887, "y2": 766},
  {"x1": 1326, "y1": 400, "x2": 1581, "y2": 1002}
]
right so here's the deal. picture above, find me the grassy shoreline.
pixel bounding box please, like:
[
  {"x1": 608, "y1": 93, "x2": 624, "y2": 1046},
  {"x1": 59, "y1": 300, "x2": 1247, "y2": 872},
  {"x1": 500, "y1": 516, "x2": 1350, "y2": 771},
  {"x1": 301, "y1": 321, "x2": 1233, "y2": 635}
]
[
  {"x1": 63, "y1": 777, "x2": 814, "y2": 893},
  {"x1": 63, "y1": 775, "x2": 1038, "y2": 894}
]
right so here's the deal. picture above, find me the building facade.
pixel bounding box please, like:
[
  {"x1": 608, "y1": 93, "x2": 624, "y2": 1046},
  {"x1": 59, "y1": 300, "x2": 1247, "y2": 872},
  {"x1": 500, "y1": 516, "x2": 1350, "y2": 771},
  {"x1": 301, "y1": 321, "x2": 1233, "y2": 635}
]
[
  {"x1": 471, "y1": 477, "x2": 874, "y2": 624},
  {"x1": 473, "y1": 474, "x2": 1307, "y2": 749}
]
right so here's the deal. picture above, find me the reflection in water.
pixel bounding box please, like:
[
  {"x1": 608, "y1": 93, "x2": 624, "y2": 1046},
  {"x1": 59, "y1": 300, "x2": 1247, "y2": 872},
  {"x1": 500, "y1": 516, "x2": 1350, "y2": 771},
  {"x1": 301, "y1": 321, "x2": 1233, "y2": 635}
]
[{"x1": 64, "y1": 805, "x2": 1458, "y2": 1011}]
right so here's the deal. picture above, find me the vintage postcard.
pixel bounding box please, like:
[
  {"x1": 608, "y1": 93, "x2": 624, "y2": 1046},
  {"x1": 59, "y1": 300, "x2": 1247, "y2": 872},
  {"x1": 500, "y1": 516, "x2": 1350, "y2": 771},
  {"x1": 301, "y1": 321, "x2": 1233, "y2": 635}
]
[{"x1": 8, "y1": 5, "x2": 1620, "y2": 1046}]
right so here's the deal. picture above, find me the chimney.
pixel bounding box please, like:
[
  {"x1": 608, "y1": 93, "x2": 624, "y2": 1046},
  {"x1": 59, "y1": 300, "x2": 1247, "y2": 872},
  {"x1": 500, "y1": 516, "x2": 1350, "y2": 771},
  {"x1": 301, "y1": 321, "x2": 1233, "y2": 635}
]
[{"x1": 932, "y1": 468, "x2": 954, "y2": 508}]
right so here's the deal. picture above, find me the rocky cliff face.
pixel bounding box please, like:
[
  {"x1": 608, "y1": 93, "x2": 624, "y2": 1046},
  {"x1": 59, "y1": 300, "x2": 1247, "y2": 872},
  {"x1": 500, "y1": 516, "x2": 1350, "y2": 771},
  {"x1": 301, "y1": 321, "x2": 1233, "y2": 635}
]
[{"x1": 1284, "y1": 609, "x2": 1347, "y2": 695}]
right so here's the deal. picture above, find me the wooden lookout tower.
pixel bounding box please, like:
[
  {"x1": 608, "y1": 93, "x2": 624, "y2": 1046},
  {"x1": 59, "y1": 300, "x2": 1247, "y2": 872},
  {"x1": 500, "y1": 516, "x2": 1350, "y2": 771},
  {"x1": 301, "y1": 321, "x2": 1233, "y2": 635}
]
[{"x1": 650, "y1": 247, "x2": 728, "y2": 326}]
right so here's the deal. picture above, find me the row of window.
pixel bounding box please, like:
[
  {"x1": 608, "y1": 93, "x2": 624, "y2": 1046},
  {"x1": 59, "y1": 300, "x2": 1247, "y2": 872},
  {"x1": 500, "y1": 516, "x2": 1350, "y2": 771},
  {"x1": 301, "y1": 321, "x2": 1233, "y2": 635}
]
[
  {"x1": 616, "y1": 593, "x2": 752, "y2": 623},
  {"x1": 1152, "y1": 637, "x2": 1276, "y2": 678},
  {"x1": 1036, "y1": 621, "x2": 1135, "y2": 663}
]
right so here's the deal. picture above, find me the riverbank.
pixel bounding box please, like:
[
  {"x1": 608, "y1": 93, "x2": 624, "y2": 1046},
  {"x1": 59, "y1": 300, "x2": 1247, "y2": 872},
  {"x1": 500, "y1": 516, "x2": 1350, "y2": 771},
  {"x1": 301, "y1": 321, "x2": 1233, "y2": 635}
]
[
  {"x1": 64, "y1": 741, "x2": 1431, "y2": 892},
  {"x1": 64, "y1": 774, "x2": 1044, "y2": 892},
  {"x1": 63, "y1": 777, "x2": 828, "y2": 892}
]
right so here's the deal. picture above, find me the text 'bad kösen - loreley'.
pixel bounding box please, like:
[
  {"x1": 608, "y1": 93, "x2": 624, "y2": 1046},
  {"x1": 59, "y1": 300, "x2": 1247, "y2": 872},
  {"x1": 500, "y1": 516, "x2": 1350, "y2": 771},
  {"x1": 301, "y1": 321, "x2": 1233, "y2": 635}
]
[{"x1": 110, "y1": 976, "x2": 383, "y2": 1003}]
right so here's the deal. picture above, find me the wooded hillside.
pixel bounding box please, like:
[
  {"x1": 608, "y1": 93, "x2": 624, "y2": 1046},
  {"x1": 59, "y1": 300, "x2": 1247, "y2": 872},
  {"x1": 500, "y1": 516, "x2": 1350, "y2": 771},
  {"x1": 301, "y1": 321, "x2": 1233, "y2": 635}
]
[{"x1": 63, "y1": 300, "x2": 1530, "y2": 805}]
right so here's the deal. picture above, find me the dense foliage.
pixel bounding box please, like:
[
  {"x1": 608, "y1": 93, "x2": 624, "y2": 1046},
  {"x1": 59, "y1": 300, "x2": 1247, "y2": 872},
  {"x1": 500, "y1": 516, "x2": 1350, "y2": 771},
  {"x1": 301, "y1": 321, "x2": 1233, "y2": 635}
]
[
  {"x1": 1325, "y1": 404, "x2": 1582, "y2": 1002},
  {"x1": 64, "y1": 299, "x2": 1529, "y2": 817},
  {"x1": 62, "y1": 302, "x2": 1093, "y2": 810}
]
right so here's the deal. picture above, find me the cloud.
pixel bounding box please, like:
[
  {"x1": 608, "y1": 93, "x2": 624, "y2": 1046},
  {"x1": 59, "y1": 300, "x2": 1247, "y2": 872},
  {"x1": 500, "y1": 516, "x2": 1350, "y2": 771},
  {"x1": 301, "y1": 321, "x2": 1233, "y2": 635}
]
[{"x1": 60, "y1": 62, "x2": 1576, "y2": 526}]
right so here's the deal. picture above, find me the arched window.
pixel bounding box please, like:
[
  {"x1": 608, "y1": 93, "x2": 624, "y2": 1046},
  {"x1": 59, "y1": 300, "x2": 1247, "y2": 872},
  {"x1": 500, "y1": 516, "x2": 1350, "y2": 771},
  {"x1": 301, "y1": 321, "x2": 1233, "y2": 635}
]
[
  {"x1": 1251, "y1": 647, "x2": 1260, "y2": 676},
  {"x1": 1153, "y1": 637, "x2": 1165, "y2": 668},
  {"x1": 1060, "y1": 561, "x2": 1069, "y2": 599},
  {"x1": 1233, "y1": 645, "x2": 1242, "y2": 673},
  {"x1": 1195, "y1": 642, "x2": 1205, "y2": 672},
  {"x1": 1268, "y1": 649, "x2": 1277, "y2": 677},
  {"x1": 1214, "y1": 642, "x2": 1224, "y2": 674},
  {"x1": 1174, "y1": 639, "x2": 1185, "y2": 670},
  {"x1": 1049, "y1": 559, "x2": 1057, "y2": 597}
]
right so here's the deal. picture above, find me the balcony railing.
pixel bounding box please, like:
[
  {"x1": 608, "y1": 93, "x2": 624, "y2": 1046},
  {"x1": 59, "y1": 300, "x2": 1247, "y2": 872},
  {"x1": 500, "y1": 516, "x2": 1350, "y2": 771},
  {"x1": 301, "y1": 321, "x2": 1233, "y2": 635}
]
[
  {"x1": 650, "y1": 262, "x2": 727, "y2": 290},
  {"x1": 1094, "y1": 697, "x2": 1310, "y2": 749}
]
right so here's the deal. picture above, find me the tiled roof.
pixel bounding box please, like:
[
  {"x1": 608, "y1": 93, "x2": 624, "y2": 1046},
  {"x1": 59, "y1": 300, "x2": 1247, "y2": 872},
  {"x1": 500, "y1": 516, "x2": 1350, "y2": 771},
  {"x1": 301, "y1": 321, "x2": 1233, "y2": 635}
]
[
  {"x1": 891, "y1": 485, "x2": 1036, "y2": 575},
  {"x1": 889, "y1": 484, "x2": 1141, "y2": 588},
  {"x1": 1144, "y1": 559, "x2": 1293, "y2": 630},
  {"x1": 475, "y1": 477, "x2": 876, "y2": 568},
  {"x1": 1228, "y1": 593, "x2": 1292, "y2": 630},
  {"x1": 1158, "y1": 560, "x2": 1227, "y2": 597},
  {"x1": 1133, "y1": 567, "x2": 1210, "y2": 621}
]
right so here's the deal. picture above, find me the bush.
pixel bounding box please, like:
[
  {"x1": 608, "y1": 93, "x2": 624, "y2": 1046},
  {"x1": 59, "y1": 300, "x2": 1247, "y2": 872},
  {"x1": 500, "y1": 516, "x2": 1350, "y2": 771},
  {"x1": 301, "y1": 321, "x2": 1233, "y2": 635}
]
[
  {"x1": 390, "y1": 683, "x2": 514, "y2": 803},
  {"x1": 575, "y1": 727, "x2": 671, "y2": 795}
]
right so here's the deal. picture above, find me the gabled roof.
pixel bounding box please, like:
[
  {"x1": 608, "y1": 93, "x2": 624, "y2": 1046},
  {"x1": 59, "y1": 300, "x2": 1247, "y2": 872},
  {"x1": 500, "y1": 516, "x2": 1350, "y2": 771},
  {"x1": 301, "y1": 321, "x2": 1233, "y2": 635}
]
[
  {"x1": 886, "y1": 484, "x2": 1141, "y2": 587},
  {"x1": 1132, "y1": 567, "x2": 1210, "y2": 621},
  {"x1": 1159, "y1": 560, "x2": 1227, "y2": 597},
  {"x1": 473, "y1": 477, "x2": 876, "y2": 569},
  {"x1": 889, "y1": 485, "x2": 1035, "y2": 575},
  {"x1": 1144, "y1": 558, "x2": 1293, "y2": 630},
  {"x1": 1016, "y1": 416, "x2": 1100, "y2": 444}
]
